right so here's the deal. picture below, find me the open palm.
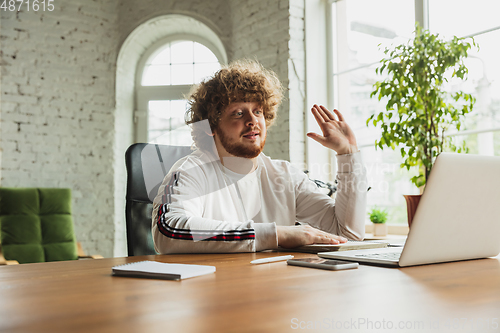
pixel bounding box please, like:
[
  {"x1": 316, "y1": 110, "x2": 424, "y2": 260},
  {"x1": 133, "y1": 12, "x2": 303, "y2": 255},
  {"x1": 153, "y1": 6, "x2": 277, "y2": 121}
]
[{"x1": 307, "y1": 105, "x2": 358, "y2": 155}]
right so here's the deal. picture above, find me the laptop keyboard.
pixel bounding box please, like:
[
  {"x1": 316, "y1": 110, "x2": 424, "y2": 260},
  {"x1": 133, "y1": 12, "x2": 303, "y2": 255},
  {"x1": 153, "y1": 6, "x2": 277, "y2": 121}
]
[{"x1": 355, "y1": 252, "x2": 401, "y2": 261}]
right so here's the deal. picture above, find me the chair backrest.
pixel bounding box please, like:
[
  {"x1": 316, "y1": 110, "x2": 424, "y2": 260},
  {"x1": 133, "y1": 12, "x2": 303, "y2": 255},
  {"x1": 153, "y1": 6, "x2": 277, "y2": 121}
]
[
  {"x1": 0, "y1": 188, "x2": 78, "y2": 264},
  {"x1": 125, "y1": 143, "x2": 192, "y2": 256}
]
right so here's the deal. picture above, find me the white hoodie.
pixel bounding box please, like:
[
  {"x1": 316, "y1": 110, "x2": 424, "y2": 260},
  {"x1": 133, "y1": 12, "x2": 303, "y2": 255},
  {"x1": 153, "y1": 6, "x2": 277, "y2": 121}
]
[{"x1": 152, "y1": 149, "x2": 367, "y2": 254}]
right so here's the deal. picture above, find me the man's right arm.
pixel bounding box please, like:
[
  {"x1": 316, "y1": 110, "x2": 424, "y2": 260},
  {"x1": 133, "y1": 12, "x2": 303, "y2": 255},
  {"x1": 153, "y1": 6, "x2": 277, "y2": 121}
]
[
  {"x1": 152, "y1": 159, "x2": 348, "y2": 253},
  {"x1": 151, "y1": 167, "x2": 278, "y2": 254}
]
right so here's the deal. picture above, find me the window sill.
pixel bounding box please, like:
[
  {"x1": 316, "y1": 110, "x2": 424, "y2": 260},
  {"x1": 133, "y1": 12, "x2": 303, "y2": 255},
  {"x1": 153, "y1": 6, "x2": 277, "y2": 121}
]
[{"x1": 365, "y1": 223, "x2": 409, "y2": 236}]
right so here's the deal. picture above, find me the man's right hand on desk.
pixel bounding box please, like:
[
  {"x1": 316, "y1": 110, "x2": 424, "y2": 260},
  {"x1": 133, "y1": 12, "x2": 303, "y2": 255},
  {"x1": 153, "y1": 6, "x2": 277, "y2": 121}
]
[{"x1": 277, "y1": 225, "x2": 348, "y2": 249}]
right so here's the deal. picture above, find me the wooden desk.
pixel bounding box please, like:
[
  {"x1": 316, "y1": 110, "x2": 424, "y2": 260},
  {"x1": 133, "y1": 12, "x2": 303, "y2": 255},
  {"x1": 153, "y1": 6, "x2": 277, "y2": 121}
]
[{"x1": 0, "y1": 253, "x2": 499, "y2": 332}]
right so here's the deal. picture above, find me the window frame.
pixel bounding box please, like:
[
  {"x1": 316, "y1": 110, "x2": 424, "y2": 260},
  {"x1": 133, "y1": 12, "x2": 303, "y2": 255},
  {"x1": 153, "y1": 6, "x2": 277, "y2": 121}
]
[
  {"x1": 323, "y1": 0, "x2": 500, "y2": 228},
  {"x1": 327, "y1": 0, "x2": 500, "y2": 152}
]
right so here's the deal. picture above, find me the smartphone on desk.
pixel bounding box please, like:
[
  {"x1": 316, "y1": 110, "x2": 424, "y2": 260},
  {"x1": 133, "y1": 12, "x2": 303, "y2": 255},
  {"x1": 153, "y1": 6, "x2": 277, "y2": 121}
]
[{"x1": 287, "y1": 258, "x2": 358, "y2": 271}]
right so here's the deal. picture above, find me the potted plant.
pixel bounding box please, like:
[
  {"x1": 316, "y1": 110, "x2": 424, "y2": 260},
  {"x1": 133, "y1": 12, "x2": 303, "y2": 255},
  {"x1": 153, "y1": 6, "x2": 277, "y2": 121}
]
[
  {"x1": 367, "y1": 24, "x2": 476, "y2": 225},
  {"x1": 368, "y1": 206, "x2": 388, "y2": 237}
]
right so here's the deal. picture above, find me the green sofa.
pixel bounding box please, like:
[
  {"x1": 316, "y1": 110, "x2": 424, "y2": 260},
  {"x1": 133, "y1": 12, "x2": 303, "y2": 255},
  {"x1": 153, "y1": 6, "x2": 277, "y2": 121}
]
[{"x1": 0, "y1": 188, "x2": 78, "y2": 264}]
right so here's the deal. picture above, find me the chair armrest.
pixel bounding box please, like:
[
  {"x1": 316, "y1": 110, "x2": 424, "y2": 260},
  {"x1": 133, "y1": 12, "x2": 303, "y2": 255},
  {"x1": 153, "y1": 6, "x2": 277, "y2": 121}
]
[
  {"x1": 77, "y1": 242, "x2": 103, "y2": 260},
  {"x1": 78, "y1": 254, "x2": 104, "y2": 259},
  {"x1": 0, "y1": 244, "x2": 19, "y2": 265}
]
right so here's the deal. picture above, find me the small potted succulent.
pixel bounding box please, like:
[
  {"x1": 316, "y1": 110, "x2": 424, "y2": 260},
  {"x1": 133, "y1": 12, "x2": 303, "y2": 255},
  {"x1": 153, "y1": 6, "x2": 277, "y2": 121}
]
[{"x1": 369, "y1": 206, "x2": 389, "y2": 237}]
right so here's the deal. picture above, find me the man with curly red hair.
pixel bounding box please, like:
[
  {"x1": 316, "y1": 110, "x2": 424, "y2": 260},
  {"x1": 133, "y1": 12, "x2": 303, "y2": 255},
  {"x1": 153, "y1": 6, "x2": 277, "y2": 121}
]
[{"x1": 152, "y1": 60, "x2": 367, "y2": 253}]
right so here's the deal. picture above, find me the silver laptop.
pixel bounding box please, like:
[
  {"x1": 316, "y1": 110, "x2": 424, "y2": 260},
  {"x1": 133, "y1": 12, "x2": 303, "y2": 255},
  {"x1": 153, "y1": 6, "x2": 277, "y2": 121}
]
[{"x1": 319, "y1": 153, "x2": 500, "y2": 267}]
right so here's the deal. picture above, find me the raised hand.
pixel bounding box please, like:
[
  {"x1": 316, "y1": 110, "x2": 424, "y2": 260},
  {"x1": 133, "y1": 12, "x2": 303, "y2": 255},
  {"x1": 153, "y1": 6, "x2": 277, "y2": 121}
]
[{"x1": 307, "y1": 105, "x2": 358, "y2": 155}]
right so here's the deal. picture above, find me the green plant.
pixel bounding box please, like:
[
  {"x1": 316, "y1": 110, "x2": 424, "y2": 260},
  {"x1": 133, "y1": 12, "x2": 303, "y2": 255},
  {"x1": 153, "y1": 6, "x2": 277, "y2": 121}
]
[
  {"x1": 369, "y1": 207, "x2": 388, "y2": 224},
  {"x1": 367, "y1": 24, "x2": 476, "y2": 187}
]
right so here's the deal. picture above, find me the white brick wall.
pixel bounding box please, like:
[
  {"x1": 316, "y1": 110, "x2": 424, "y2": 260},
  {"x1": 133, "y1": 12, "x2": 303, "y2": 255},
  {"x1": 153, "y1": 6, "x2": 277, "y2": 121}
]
[
  {"x1": 1, "y1": 0, "x2": 307, "y2": 257},
  {"x1": 1, "y1": 1, "x2": 119, "y2": 257},
  {"x1": 117, "y1": 0, "x2": 232, "y2": 57},
  {"x1": 288, "y1": 0, "x2": 306, "y2": 165}
]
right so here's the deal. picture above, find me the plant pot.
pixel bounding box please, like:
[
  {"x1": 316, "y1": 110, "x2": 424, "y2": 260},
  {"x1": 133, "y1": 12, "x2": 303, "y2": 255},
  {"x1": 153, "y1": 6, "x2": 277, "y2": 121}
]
[
  {"x1": 372, "y1": 223, "x2": 388, "y2": 237},
  {"x1": 403, "y1": 194, "x2": 422, "y2": 228}
]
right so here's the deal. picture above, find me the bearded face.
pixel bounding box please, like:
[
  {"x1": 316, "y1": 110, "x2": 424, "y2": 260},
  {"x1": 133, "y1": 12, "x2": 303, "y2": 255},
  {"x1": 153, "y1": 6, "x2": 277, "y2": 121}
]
[
  {"x1": 213, "y1": 102, "x2": 267, "y2": 159},
  {"x1": 215, "y1": 125, "x2": 265, "y2": 158}
]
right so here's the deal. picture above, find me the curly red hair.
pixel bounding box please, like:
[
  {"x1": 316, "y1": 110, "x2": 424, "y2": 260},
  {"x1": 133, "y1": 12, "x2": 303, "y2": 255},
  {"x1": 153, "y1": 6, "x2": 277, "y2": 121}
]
[{"x1": 185, "y1": 59, "x2": 283, "y2": 150}]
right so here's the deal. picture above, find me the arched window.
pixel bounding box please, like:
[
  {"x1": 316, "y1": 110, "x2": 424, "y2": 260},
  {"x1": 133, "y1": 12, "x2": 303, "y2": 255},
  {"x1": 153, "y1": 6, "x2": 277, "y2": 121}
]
[{"x1": 135, "y1": 36, "x2": 224, "y2": 145}]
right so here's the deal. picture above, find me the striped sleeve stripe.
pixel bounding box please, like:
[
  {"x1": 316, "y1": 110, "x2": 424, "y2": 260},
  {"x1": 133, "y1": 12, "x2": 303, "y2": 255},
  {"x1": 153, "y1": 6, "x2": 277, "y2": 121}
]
[
  {"x1": 158, "y1": 222, "x2": 255, "y2": 241},
  {"x1": 161, "y1": 171, "x2": 179, "y2": 205},
  {"x1": 162, "y1": 222, "x2": 255, "y2": 234},
  {"x1": 156, "y1": 171, "x2": 180, "y2": 227}
]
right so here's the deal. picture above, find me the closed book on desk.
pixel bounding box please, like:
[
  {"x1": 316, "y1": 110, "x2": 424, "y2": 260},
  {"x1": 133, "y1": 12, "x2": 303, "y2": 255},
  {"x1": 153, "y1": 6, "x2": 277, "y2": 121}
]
[
  {"x1": 112, "y1": 261, "x2": 216, "y2": 280},
  {"x1": 280, "y1": 240, "x2": 389, "y2": 254}
]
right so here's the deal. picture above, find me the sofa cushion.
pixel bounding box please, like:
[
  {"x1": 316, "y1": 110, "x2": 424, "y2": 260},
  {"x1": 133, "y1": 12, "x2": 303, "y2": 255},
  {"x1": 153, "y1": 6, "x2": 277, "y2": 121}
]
[{"x1": 0, "y1": 188, "x2": 77, "y2": 264}]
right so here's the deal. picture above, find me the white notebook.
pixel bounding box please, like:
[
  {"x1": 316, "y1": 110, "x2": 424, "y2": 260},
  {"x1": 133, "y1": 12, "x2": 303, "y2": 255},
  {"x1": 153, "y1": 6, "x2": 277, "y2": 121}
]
[{"x1": 112, "y1": 261, "x2": 216, "y2": 281}]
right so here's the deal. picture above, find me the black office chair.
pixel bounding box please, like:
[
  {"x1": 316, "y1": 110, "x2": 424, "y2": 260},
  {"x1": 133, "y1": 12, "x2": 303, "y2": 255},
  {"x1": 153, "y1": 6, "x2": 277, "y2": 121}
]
[{"x1": 125, "y1": 143, "x2": 192, "y2": 256}]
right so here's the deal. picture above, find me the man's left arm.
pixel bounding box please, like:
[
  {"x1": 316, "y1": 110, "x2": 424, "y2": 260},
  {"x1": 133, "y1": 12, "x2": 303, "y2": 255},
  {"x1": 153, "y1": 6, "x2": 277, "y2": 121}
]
[
  {"x1": 297, "y1": 104, "x2": 367, "y2": 240},
  {"x1": 294, "y1": 152, "x2": 367, "y2": 240}
]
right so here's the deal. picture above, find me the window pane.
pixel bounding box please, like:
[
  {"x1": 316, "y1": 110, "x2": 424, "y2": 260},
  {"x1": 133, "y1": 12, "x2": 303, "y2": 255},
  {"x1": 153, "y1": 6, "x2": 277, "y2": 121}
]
[
  {"x1": 148, "y1": 100, "x2": 192, "y2": 146},
  {"x1": 330, "y1": 0, "x2": 417, "y2": 226},
  {"x1": 333, "y1": 0, "x2": 415, "y2": 146},
  {"x1": 362, "y1": 146, "x2": 419, "y2": 226},
  {"x1": 170, "y1": 100, "x2": 188, "y2": 119},
  {"x1": 448, "y1": 131, "x2": 500, "y2": 157},
  {"x1": 171, "y1": 64, "x2": 194, "y2": 85},
  {"x1": 149, "y1": 45, "x2": 171, "y2": 65},
  {"x1": 327, "y1": 1, "x2": 500, "y2": 228},
  {"x1": 171, "y1": 41, "x2": 194, "y2": 64},
  {"x1": 429, "y1": 8, "x2": 500, "y2": 156},
  {"x1": 429, "y1": 0, "x2": 500, "y2": 39},
  {"x1": 194, "y1": 62, "x2": 221, "y2": 83},
  {"x1": 342, "y1": 0, "x2": 414, "y2": 72},
  {"x1": 455, "y1": 30, "x2": 500, "y2": 136},
  {"x1": 148, "y1": 100, "x2": 171, "y2": 133},
  {"x1": 194, "y1": 43, "x2": 218, "y2": 63},
  {"x1": 496, "y1": 132, "x2": 500, "y2": 155},
  {"x1": 142, "y1": 64, "x2": 171, "y2": 86},
  {"x1": 343, "y1": 62, "x2": 385, "y2": 146},
  {"x1": 141, "y1": 40, "x2": 221, "y2": 86}
]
